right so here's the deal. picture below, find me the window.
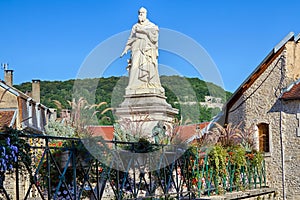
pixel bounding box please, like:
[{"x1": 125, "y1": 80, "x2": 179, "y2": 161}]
[{"x1": 257, "y1": 123, "x2": 270, "y2": 152}]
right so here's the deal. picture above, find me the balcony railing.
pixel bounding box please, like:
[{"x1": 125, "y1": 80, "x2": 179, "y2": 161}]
[{"x1": 0, "y1": 132, "x2": 266, "y2": 199}]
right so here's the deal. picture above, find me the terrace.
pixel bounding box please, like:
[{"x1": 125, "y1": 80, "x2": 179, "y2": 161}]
[{"x1": 0, "y1": 128, "x2": 275, "y2": 200}]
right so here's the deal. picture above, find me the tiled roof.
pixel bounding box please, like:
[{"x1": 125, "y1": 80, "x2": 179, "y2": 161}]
[
  {"x1": 0, "y1": 80, "x2": 48, "y2": 110},
  {"x1": 87, "y1": 122, "x2": 210, "y2": 144},
  {"x1": 174, "y1": 122, "x2": 209, "y2": 143},
  {"x1": 281, "y1": 81, "x2": 300, "y2": 100},
  {"x1": 0, "y1": 110, "x2": 15, "y2": 131},
  {"x1": 88, "y1": 126, "x2": 114, "y2": 141},
  {"x1": 223, "y1": 32, "x2": 297, "y2": 125}
]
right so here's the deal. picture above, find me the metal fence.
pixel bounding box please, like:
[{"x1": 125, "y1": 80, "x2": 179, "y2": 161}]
[{"x1": 0, "y1": 133, "x2": 266, "y2": 200}]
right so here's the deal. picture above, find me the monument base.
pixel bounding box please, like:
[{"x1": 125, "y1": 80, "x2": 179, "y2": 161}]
[
  {"x1": 114, "y1": 93, "x2": 179, "y2": 137},
  {"x1": 125, "y1": 85, "x2": 165, "y2": 96}
]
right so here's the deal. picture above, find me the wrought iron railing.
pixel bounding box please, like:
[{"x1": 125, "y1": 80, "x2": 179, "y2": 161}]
[{"x1": 0, "y1": 132, "x2": 266, "y2": 199}]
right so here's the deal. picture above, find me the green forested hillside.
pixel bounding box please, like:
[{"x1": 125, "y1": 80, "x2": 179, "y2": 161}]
[{"x1": 14, "y1": 76, "x2": 231, "y2": 124}]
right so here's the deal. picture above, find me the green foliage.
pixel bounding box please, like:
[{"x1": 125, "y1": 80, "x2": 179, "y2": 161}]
[
  {"x1": 113, "y1": 123, "x2": 139, "y2": 143},
  {"x1": 113, "y1": 121, "x2": 162, "y2": 153},
  {"x1": 247, "y1": 151, "x2": 264, "y2": 173},
  {"x1": 45, "y1": 120, "x2": 76, "y2": 137},
  {"x1": 253, "y1": 151, "x2": 263, "y2": 168},
  {"x1": 129, "y1": 138, "x2": 160, "y2": 153},
  {"x1": 199, "y1": 106, "x2": 221, "y2": 123},
  {"x1": 208, "y1": 145, "x2": 227, "y2": 180},
  {"x1": 14, "y1": 76, "x2": 232, "y2": 124},
  {"x1": 228, "y1": 145, "x2": 247, "y2": 170}
]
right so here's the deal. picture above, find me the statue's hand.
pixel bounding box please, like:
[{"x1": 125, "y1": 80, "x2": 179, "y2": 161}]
[
  {"x1": 120, "y1": 50, "x2": 127, "y2": 58},
  {"x1": 136, "y1": 27, "x2": 146, "y2": 34}
]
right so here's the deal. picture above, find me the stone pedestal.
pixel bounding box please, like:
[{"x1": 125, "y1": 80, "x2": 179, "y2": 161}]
[{"x1": 114, "y1": 92, "x2": 178, "y2": 136}]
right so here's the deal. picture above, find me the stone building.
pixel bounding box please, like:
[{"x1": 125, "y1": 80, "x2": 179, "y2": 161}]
[
  {"x1": 0, "y1": 69, "x2": 51, "y2": 132},
  {"x1": 222, "y1": 32, "x2": 300, "y2": 199},
  {"x1": 0, "y1": 69, "x2": 52, "y2": 199},
  {"x1": 200, "y1": 95, "x2": 223, "y2": 110}
]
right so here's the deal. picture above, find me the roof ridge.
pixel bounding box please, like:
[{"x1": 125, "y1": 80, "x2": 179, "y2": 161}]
[
  {"x1": 282, "y1": 78, "x2": 300, "y2": 93},
  {"x1": 0, "y1": 80, "x2": 49, "y2": 109}
]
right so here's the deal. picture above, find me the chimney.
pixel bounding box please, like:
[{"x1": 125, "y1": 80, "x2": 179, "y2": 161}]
[
  {"x1": 49, "y1": 108, "x2": 57, "y2": 121},
  {"x1": 32, "y1": 79, "x2": 40, "y2": 103},
  {"x1": 25, "y1": 91, "x2": 32, "y2": 97},
  {"x1": 4, "y1": 70, "x2": 13, "y2": 87}
]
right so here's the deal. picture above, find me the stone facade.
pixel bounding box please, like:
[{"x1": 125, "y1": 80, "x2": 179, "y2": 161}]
[
  {"x1": 225, "y1": 34, "x2": 300, "y2": 199},
  {"x1": 0, "y1": 75, "x2": 51, "y2": 199},
  {"x1": 115, "y1": 92, "x2": 178, "y2": 136},
  {"x1": 285, "y1": 41, "x2": 300, "y2": 82},
  {"x1": 280, "y1": 100, "x2": 300, "y2": 199},
  {"x1": 0, "y1": 80, "x2": 50, "y2": 133},
  {"x1": 200, "y1": 95, "x2": 224, "y2": 110}
]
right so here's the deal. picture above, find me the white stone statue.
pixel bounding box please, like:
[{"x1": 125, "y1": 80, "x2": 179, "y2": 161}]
[{"x1": 120, "y1": 7, "x2": 164, "y2": 95}]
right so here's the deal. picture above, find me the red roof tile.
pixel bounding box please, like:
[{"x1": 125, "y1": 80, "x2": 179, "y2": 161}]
[
  {"x1": 87, "y1": 122, "x2": 210, "y2": 145},
  {"x1": 281, "y1": 82, "x2": 300, "y2": 100},
  {"x1": 173, "y1": 122, "x2": 209, "y2": 142},
  {"x1": 87, "y1": 126, "x2": 114, "y2": 141}
]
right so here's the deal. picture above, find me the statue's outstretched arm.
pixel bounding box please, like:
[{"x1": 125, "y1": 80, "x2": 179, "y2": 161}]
[{"x1": 120, "y1": 30, "x2": 135, "y2": 57}]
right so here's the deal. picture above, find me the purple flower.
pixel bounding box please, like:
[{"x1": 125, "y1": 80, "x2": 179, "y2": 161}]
[
  {"x1": 12, "y1": 146, "x2": 18, "y2": 153},
  {"x1": 3, "y1": 163, "x2": 7, "y2": 171},
  {"x1": 1, "y1": 147, "x2": 6, "y2": 155},
  {"x1": 6, "y1": 138, "x2": 10, "y2": 145}
]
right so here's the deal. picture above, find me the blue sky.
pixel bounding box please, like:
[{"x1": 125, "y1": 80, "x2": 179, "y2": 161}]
[{"x1": 1, "y1": 0, "x2": 300, "y2": 92}]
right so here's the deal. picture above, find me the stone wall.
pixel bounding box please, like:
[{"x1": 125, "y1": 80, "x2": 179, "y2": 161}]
[
  {"x1": 205, "y1": 188, "x2": 277, "y2": 200},
  {"x1": 227, "y1": 46, "x2": 291, "y2": 200},
  {"x1": 228, "y1": 41, "x2": 300, "y2": 199},
  {"x1": 227, "y1": 95, "x2": 247, "y2": 127},
  {"x1": 227, "y1": 40, "x2": 300, "y2": 199},
  {"x1": 285, "y1": 41, "x2": 300, "y2": 82},
  {"x1": 281, "y1": 100, "x2": 300, "y2": 199},
  {"x1": 0, "y1": 88, "x2": 18, "y2": 109},
  {"x1": 282, "y1": 42, "x2": 300, "y2": 199}
]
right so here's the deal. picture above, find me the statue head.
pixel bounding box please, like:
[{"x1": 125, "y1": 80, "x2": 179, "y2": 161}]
[{"x1": 138, "y1": 7, "x2": 147, "y2": 23}]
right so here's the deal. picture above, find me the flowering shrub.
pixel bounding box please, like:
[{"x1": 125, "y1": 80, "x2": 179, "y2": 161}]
[
  {"x1": 0, "y1": 128, "x2": 32, "y2": 175},
  {"x1": 0, "y1": 137, "x2": 18, "y2": 173},
  {"x1": 186, "y1": 143, "x2": 264, "y2": 196},
  {"x1": 45, "y1": 120, "x2": 76, "y2": 138}
]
